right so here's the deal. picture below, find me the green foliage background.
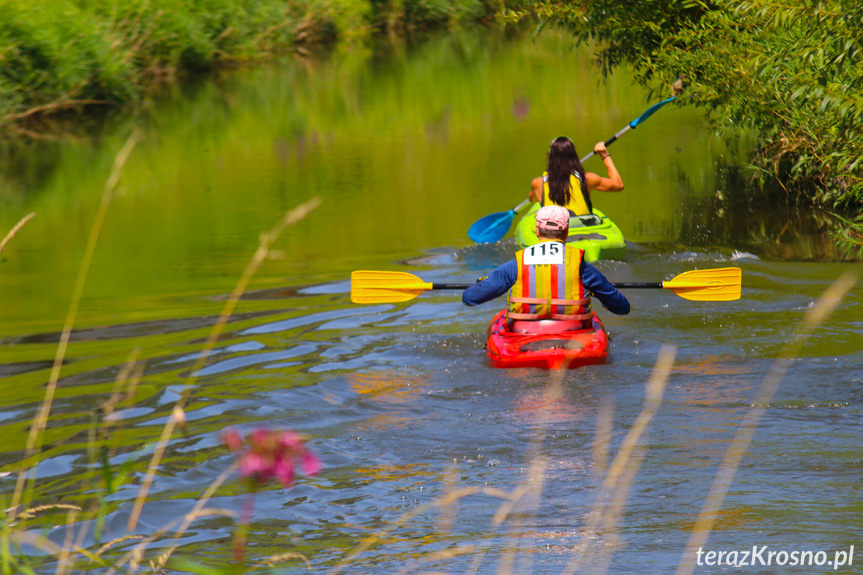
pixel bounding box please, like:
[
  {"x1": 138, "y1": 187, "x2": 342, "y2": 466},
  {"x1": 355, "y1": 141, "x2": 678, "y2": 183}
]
[
  {"x1": 0, "y1": 0, "x2": 524, "y2": 130},
  {"x1": 2, "y1": 0, "x2": 860, "y2": 251},
  {"x1": 503, "y1": 0, "x2": 863, "y2": 220}
]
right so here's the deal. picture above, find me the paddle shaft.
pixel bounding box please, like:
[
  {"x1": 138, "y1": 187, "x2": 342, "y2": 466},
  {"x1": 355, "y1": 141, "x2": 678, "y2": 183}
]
[
  {"x1": 611, "y1": 282, "x2": 663, "y2": 289},
  {"x1": 580, "y1": 96, "x2": 676, "y2": 163},
  {"x1": 431, "y1": 282, "x2": 665, "y2": 291},
  {"x1": 433, "y1": 283, "x2": 473, "y2": 290},
  {"x1": 509, "y1": 199, "x2": 531, "y2": 214},
  {"x1": 580, "y1": 126, "x2": 632, "y2": 163}
]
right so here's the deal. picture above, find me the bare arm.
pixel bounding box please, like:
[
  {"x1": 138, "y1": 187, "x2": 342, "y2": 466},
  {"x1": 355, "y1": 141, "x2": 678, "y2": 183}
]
[
  {"x1": 585, "y1": 142, "x2": 624, "y2": 192},
  {"x1": 529, "y1": 176, "x2": 543, "y2": 202}
]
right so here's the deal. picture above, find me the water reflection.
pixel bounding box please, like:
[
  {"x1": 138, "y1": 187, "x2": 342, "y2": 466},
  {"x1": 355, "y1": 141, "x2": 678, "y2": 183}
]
[{"x1": 346, "y1": 370, "x2": 425, "y2": 402}]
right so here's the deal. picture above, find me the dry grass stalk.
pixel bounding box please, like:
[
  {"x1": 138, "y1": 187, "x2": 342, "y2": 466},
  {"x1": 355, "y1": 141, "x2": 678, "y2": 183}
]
[
  {"x1": 395, "y1": 545, "x2": 479, "y2": 575},
  {"x1": 53, "y1": 350, "x2": 145, "y2": 575},
  {"x1": 592, "y1": 396, "x2": 614, "y2": 481},
  {"x1": 328, "y1": 339, "x2": 676, "y2": 574},
  {"x1": 264, "y1": 552, "x2": 312, "y2": 568},
  {"x1": 0, "y1": 212, "x2": 35, "y2": 256},
  {"x1": 126, "y1": 197, "x2": 321, "y2": 532},
  {"x1": 436, "y1": 464, "x2": 460, "y2": 534},
  {"x1": 327, "y1": 485, "x2": 517, "y2": 575},
  {"x1": 560, "y1": 345, "x2": 676, "y2": 575},
  {"x1": 95, "y1": 535, "x2": 145, "y2": 557},
  {"x1": 462, "y1": 473, "x2": 550, "y2": 575},
  {"x1": 100, "y1": 348, "x2": 143, "y2": 423},
  {"x1": 95, "y1": 349, "x2": 145, "y2": 478},
  {"x1": 4, "y1": 528, "x2": 107, "y2": 571},
  {"x1": 504, "y1": 454, "x2": 548, "y2": 575},
  {"x1": 10, "y1": 134, "x2": 139, "y2": 520},
  {"x1": 185, "y1": 196, "x2": 322, "y2": 387},
  {"x1": 56, "y1": 507, "x2": 81, "y2": 575},
  {"x1": 9, "y1": 531, "x2": 64, "y2": 555},
  {"x1": 125, "y1": 410, "x2": 179, "y2": 532},
  {"x1": 493, "y1": 362, "x2": 566, "y2": 575},
  {"x1": 13, "y1": 504, "x2": 82, "y2": 521},
  {"x1": 2, "y1": 101, "x2": 115, "y2": 123},
  {"x1": 377, "y1": 357, "x2": 573, "y2": 574},
  {"x1": 372, "y1": 368, "x2": 562, "y2": 575},
  {"x1": 105, "y1": 508, "x2": 236, "y2": 575},
  {"x1": 138, "y1": 461, "x2": 240, "y2": 573},
  {"x1": 602, "y1": 347, "x2": 673, "y2": 496},
  {"x1": 675, "y1": 271, "x2": 858, "y2": 575}
]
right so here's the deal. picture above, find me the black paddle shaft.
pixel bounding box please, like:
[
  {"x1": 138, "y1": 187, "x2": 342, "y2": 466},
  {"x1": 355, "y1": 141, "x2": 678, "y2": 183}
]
[
  {"x1": 432, "y1": 283, "x2": 473, "y2": 290},
  {"x1": 612, "y1": 282, "x2": 663, "y2": 289}
]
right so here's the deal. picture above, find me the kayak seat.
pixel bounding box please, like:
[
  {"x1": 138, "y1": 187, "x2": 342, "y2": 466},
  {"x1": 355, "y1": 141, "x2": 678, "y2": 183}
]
[
  {"x1": 509, "y1": 319, "x2": 589, "y2": 334},
  {"x1": 567, "y1": 233, "x2": 607, "y2": 241},
  {"x1": 569, "y1": 214, "x2": 602, "y2": 228}
]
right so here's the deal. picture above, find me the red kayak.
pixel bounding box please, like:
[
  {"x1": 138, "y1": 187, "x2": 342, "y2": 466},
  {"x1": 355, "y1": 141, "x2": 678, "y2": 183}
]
[{"x1": 486, "y1": 310, "x2": 609, "y2": 369}]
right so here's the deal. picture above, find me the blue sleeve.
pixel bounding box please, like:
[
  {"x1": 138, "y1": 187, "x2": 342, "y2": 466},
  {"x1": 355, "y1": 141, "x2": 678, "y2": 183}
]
[
  {"x1": 462, "y1": 259, "x2": 518, "y2": 306},
  {"x1": 581, "y1": 260, "x2": 630, "y2": 315}
]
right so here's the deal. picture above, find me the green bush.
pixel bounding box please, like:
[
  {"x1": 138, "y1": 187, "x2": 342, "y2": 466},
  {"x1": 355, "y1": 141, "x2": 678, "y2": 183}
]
[
  {"x1": 504, "y1": 0, "x2": 863, "y2": 212},
  {"x1": 0, "y1": 0, "x2": 136, "y2": 109},
  {"x1": 0, "y1": 0, "x2": 522, "y2": 130}
]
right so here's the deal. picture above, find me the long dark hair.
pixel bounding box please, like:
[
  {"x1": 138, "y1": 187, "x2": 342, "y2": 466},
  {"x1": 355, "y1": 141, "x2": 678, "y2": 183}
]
[{"x1": 547, "y1": 137, "x2": 589, "y2": 210}]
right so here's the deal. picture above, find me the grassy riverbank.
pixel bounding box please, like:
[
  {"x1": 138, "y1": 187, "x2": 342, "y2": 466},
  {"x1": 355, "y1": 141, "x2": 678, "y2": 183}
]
[{"x1": 0, "y1": 0, "x2": 518, "y2": 134}]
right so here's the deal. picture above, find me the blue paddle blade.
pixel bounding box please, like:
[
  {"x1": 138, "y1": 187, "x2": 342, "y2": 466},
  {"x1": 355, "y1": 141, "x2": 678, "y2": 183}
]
[
  {"x1": 630, "y1": 96, "x2": 676, "y2": 128},
  {"x1": 468, "y1": 210, "x2": 515, "y2": 243}
]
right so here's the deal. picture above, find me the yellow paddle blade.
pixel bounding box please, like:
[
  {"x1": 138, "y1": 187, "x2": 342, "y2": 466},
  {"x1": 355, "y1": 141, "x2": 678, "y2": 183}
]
[
  {"x1": 351, "y1": 270, "x2": 434, "y2": 304},
  {"x1": 663, "y1": 267, "x2": 742, "y2": 301}
]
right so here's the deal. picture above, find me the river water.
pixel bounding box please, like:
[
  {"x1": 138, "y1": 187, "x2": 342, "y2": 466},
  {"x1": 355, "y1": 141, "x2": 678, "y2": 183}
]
[{"x1": 0, "y1": 28, "x2": 861, "y2": 574}]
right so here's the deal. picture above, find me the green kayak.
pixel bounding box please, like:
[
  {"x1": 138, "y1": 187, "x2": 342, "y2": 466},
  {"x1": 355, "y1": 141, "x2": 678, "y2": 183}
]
[{"x1": 513, "y1": 203, "x2": 626, "y2": 262}]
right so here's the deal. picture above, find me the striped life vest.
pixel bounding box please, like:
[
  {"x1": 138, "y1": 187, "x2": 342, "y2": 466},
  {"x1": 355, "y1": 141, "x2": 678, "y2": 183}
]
[
  {"x1": 507, "y1": 241, "x2": 592, "y2": 322},
  {"x1": 541, "y1": 171, "x2": 592, "y2": 216}
]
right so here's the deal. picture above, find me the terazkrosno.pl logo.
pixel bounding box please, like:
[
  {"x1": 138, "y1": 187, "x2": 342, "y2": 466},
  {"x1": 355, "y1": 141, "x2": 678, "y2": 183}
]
[{"x1": 695, "y1": 545, "x2": 854, "y2": 569}]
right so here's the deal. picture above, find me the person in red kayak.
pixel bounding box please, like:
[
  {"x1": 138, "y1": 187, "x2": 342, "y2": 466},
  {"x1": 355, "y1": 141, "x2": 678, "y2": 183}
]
[
  {"x1": 463, "y1": 205, "x2": 629, "y2": 324},
  {"x1": 529, "y1": 137, "x2": 624, "y2": 216}
]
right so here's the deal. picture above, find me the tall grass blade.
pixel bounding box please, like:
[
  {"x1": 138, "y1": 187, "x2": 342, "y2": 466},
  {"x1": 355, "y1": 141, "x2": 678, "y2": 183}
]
[
  {"x1": 10, "y1": 134, "x2": 139, "y2": 520},
  {"x1": 127, "y1": 197, "x2": 321, "y2": 531},
  {"x1": 674, "y1": 271, "x2": 858, "y2": 575},
  {"x1": 0, "y1": 212, "x2": 35, "y2": 256}
]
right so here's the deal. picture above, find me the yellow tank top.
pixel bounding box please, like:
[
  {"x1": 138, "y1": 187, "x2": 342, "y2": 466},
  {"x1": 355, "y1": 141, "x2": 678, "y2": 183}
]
[{"x1": 541, "y1": 171, "x2": 591, "y2": 216}]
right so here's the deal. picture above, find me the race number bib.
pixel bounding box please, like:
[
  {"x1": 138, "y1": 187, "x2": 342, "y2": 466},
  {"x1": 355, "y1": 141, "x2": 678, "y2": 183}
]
[{"x1": 523, "y1": 241, "x2": 564, "y2": 265}]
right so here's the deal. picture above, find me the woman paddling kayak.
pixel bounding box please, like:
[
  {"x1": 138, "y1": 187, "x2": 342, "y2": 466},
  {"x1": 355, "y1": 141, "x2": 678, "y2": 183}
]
[{"x1": 529, "y1": 137, "x2": 624, "y2": 216}]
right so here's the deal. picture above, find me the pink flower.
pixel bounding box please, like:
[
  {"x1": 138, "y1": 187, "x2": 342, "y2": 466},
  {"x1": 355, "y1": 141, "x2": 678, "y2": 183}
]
[
  {"x1": 302, "y1": 451, "x2": 322, "y2": 476},
  {"x1": 272, "y1": 458, "x2": 295, "y2": 486},
  {"x1": 277, "y1": 431, "x2": 303, "y2": 451},
  {"x1": 239, "y1": 452, "x2": 268, "y2": 478},
  {"x1": 222, "y1": 429, "x2": 243, "y2": 452},
  {"x1": 223, "y1": 428, "x2": 320, "y2": 487}
]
